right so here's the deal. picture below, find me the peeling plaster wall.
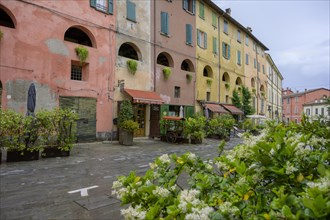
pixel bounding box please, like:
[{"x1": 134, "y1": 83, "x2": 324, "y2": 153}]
[{"x1": 0, "y1": 0, "x2": 116, "y2": 139}]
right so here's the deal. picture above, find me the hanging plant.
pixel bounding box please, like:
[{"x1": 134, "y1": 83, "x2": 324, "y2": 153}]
[
  {"x1": 127, "y1": 59, "x2": 138, "y2": 75},
  {"x1": 75, "y1": 46, "x2": 89, "y2": 65},
  {"x1": 206, "y1": 79, "x2": 212, "y2": 86},
  {"x1": 163, "y1": 67, "x2": 172, "y2": 80},
  {"x1": 225, "y1": 83, "x2": 230, "y2": 90},
  {"x1": 0, "y1": 30, "x2": 3, "y2": 40},
  {"x1": 186, "y1": 73, "x2": 192, "y2": 82},
  {"x1": 252, "y1": 88, "x2": 256, "y2": 94}
]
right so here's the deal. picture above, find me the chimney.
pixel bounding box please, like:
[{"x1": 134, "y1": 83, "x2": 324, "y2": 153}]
[
  {"x1": 225, "y1": 8, "x2": 231, "y2": 16},
  {"x1": 247, "y1": 26, "x2": 252, "y2": 33}
]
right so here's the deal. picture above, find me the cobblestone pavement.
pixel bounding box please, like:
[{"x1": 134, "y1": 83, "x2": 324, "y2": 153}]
[{"x1": 0, "y1": 137, "x2": 242, "y2": 220}]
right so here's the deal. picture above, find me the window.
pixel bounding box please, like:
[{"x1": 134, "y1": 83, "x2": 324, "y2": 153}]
[
  {"x1": 254, "y1": 58, "x2": 256, "y2": 68},
  {"x1": 295, "y1": 106, "x2": 298, "y2": 114},
  {"x1": 161, "y1": 12, "x2": 169, "y2": 35},
  {"x1": 118, "y1": 43, "x2": 139, "y2": 60},
  {"x1": 90, "y1": 0, "x2": 113, "y2": 14},
  {"x1": 286, "y1": 107, "x2": 290, "y2": 114},
  {"x1": 245, "y1": 54, "x2": 249, "y2": 65},
  {"x1": 287, "y1": 98, "x2": 290, "y2": 104},
  {"x1": 174, "y1": 86, "x2": 180, "y2": 98},
  {"x1": 237, "y1": 50, "x2": 241, "y2": 65},
  {"x1": 262, "y1": 65, "x2": 265, "y2": 74},
  {"x1": 295, "y1": 97, "x2": 298, "y2": 103},
  {"x1": 197, "y1": 29, "x2": 207, "y2": 49},
  {"x1": 212, "y1": 12, "x2": 217, "y2": 27},
  {"x1": 315, "y1": 108, "x2": 318, "y2": 115},
  {"x1": 203, "y1": 66, "x2": 213, "y2": 77},
  {"x1": 222, "y1": 42, "x2": 230, "y2": 59},
  {"x1": 126, "y1": 0, "x2": 136, "y2": 22},
  {"x1": 212, "y1": 37, "x2": 217, "y2": 54},
  {"x1": 199, "y1": 1, "x2": 204, "y2": 19},
  {"x1": 306, "y1": 108, "x2": 310, "y2": 115},
  {"x1": 157, "y1": 52, "x2": 173, "y2": 67},
  {"x1": 237, "y1": 30, "x2": 241, "y2": 43},
  {"x1": 186, "y1": 24, "x2": 192, "y2": 45},
  {"x1": 253, "y1": 42, "x2": 256, "y2": 51},
  {"x1": 70, "y1": 61, "x2": 88, "y2": 81},
  {"x1": 257, "y1": 62, "x2": 260, "y2": 71},
  {"x1": 245, "y1": 35, "x2": 249, "y2": 46},
  {"x1": 223, "y1": 20, "x2": 228, "y2": 34},
  {"x1": 206, "y1": 92, "x2": 211, "y2": 101},
  {"x1": 321, "y1": 108, "x2": 324, "y2": 116},
  {"x1": 261, "y1": 99, "x2": 264, "y2": 113},
  {"x1": 64, "y1": 27, "x2": 94, "y2": 47},
  {"x1": 183, "y1": 0, "x2": 195, "y2": 14}
]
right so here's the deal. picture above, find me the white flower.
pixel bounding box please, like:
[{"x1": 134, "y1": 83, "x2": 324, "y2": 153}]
[
  {"x1": 112, "y1": 180, "x2": 122, "y2": 189},
  {"x1": 185, "y1": 206, "x2": 213, "y2": 220},
  {"x1": 307, "y1": 177, "x2": 330, "y2": 190},
  {"x1": 159, "y1": 154, "x2": 171, "y2": 164},
  {"x1": 215, "y1": 161, "x2": 229, "y2": 171},
  {"x1": 285, "y1": 161, "x2": 298, "y2": 175},
  {"x1": 187, "y1": 152, "x2": 197, "y2": 161},
  {"x1": 112, "y1": 187, "x2": 129, "y2": 200},
  {"x1": 218, "y1": 201, "x2": 239, "y2": 215},
  {"x1": 205, "y1": 163, "x2": 213, "y2": 170},
  {"x1": 152, "y1": 186, "x2": 171, "y2": 197},
  {"x1": 270, "y1": 148, "x2": 275, "y2": 156},
  {"x1": 121, "y1": 205, "x2": 146, "y2": 220},
  {"x1": 149, "y1": 162, "x2": 157, "y2": 169}
]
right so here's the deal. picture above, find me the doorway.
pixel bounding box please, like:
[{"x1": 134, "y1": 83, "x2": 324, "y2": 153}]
[{"x1": 134, "y1": 104, "x2": 146, "y2": 137}]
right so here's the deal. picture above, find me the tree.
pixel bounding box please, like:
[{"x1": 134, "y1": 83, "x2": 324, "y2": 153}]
[
  {"x1": 231, "y1": 89, "x2": 242, "y2": 108},
  {"x1": 241, "y1": 86, "x2": 255, "y2": 116}
]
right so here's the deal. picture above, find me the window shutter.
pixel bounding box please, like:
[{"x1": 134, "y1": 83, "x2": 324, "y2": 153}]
[
  {"x1": 90, "y1": 0, "x2": 96, "y2": 8},
  {"x1": 246, "y1": 54, "x2": 249, "y2": 65},
  {"x1": 186, "y1": 24, "x2": 192, "y2": 44},
  {"x1": 222, "y1": 42, "x2": 225, "y2": 57},
  {"x1": 192, "y1": 0, "x2": 196, "y2": 14},
  {"x1": 238, "y1": 51, "x2": 241, "y2": 64},
  {"x1": 197, "y1": 29, "x2": 200, "y2": 47},
  {"x1": 161, "y1": 12, "x2": 169, "y2": 34},
  {"x1": 199, "y1": 2, "x2": 204, "y2": 18},
  {"x1": 228, "y1": 45, "x2": 231, "y2": 59},
  {"x1": 184, "y1": 106, "x2": 195, "y2": 118},
  {"x1": 213, "y1": 37, "x2": 217, "y2": 54},
  {"x1": 127, "y1": 1, "x2": 136, "y2": 21},
  {"x1": 108, "y1": 0, "x2": 113, "y2": 14},
  {"x1": 212, "y1": 13, "x2": 217, "y2": 27},
  {"x1": 183, "y1": 0, "x2": 188, "y2": 10},
  {"x1": 204, "y1": 32, "x2": 207, "y2": 49}
]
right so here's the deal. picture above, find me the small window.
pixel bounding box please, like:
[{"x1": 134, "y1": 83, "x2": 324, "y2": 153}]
[
  {"x1": 257, "y1": 62, "x2": 260, "y2": 71},
  {"x1": 212, "y1": 12, "x2": 217, "y2": 27},
  {"x1": 186, "y1": 24, "x2": 192, "y2": 45},
  {"x1": 64, "y1": 27, "x2": 93, "y2": 47},
  {"x1": 118, "y1": 43, "x2": 139, "y2": 60},
  {"x1": 245, "y1": 54, "x2": 249, "y2": 65},
  {"x1": 183, "y1": 0, "x2": 196, "y2": 14},
  {"x1": 253, "y1": 42, "x2": 256, "y2": 51},
  {"x1": 206, "y1": 92, "x2": 211, "y2": 101},
  {"x1": 212, "y1": 37, "x2": 217, "y2": 54},
  {"x1": 203, "y1": 66, "x2": 213, "y2": 77},
  {"x1": 90, "y1": 0, "x2": 113, "y2": 14},
  {"x1": 295, "y1": 97, "x2": 298, "y2": 103},
  {"x1": 237, "y1": 30, "x2": 241, "y2": 43},
  {"x1": 254, "y1": 58, "x2": 257, "y2": 69},
  {"x1": 197, "y1": 29, "x2": 207, "y2": 49},
  {"x1": 321, "y1": 108, "x2": 324, "y2": 116},
  {"x1": 287, "y1": 98, "x2": 290, "y2": 104},
  {"x1": 161, "y1": 12, "x2": 169, "y2": 35},
  {"x1": 71, "y1": 61, "x2": 88, "y2": 81},
  {"x1": 245, "y1": 35, "x2": 249, "y2": 46},
  {"x1": 315, "y1": 108, "x2": 318, "y2": 115},
  {"x1": 199, "y1": 1, "x2": 205, "y2": 19},
  {"x1": 237, "y1": 50, "x2": 241, "y2": 65},
  {"x1": 222, "y1": 42, "x2": 230, "y2": 59},
  {"x1": 127, "y1": 0, "x2": 136, "y2": 22},
  {"x1": 306, "y1": 108, "x2": 310, "y2": 115},
  {"x1": 223, "y1": 20, "x2": 228, "y2": 34},
  {"x1": 174, "y1": 86, "x2": 181, "y2": 98}
]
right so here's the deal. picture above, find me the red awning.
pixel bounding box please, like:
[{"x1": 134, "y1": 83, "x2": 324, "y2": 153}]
[
  {"x1": 205, "y1": 103, "x2": 229, "y2": 114},
  {"x1": 221, "y1": 104, "x2": 244, "y2": 115},
  {"x1": 124, "y1": 89, "x2": 164, "y2": 105}
]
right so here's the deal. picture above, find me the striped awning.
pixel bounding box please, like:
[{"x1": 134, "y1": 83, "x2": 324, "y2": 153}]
[
  {"x1": 205, "y1": 103, "x2": 229, "y2": 113},
  {"x1": 124, "y1": 89, "x2": 164, "y2": 105}
]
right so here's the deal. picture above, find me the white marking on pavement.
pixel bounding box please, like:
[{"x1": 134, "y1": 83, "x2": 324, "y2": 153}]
[
  {"x1": 138, "y1": 164, "x2": 149, "y2": 168},
  {"x1": 103, "y1": 176, "x2": 112, "y2": 179},
  {"x1": 0, "y1": 170, "x2": 25, "y2": 176},
  {"x1": 114, "y1": 157, "x2": 126, "y2": 161},
  {"x1": 68, "y1": 185, "x2": 99, "y2": 197}
]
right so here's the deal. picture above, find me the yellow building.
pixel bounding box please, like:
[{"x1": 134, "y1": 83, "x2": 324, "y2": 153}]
[{"x1": 195, "y1": 0, "x2": 221, "y2": 113}]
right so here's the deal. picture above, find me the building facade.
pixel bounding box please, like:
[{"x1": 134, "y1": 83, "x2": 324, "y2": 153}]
[
  {"x1": 303, "y1": 98, "x2": 330, "y2": 122},
  {"x1": 282, "y1": 88, "x2": 330, "y2": 123},
  {"x1": 266, "y1": 53, "x2": 283, "y2": 121},
  {"x1": 0, "y1": 0, "x2": 116, "y2": 141}
]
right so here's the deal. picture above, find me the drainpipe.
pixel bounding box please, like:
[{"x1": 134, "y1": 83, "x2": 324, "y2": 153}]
[
  {"x1": 153, "y1": 0, "x2": 156, "y2": 92},
  {"x1": 255, "y1": 46, "x2": 259, "y2": 114},
  {"x1": 217, "y1": 14, "x2": 221, "y2": 103}
]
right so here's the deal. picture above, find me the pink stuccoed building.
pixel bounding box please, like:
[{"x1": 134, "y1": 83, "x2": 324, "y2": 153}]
[{"x1": 0, "y1": 0, "x2": 116, "y2": 141}]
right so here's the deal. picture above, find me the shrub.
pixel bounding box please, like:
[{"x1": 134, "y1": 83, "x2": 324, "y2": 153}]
[
  {"x1": 184, "y1": 116, "x2": 206, "y2": 141},
  {"x1": 207, "y1": 114, "x2": 235, "y2": 139},
  {"x1": 186, "y1": 73, "x2": 192, "y2": 82},
  {"x1": 127, "y1": 59, "x2": 138, "y2": 75},
  {"x1": 118, "y1": 100, "x2": 134, "y2": 126},
  {"x1": 163, "y1": 67, "x2": 172, "y2": 80},
  {"x1": 75, "y1": 46, "x2": 89, "y2": 65},
  {"x1": 112, "y1": 120, "x2": 330, "y2": 219},
  {"x1": 120, "y1": 120, "x2": 139, "y2": 132}
]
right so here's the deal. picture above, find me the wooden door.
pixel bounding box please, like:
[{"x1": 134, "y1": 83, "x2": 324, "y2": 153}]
[
  {"x1": 149, "y1": 104, "x2": 161, "y2": 138},
  {"x1": 133, "y1": 104, "x2": 146, "y2": 137}
]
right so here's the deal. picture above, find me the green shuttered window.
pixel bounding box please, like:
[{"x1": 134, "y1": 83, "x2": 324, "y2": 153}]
[
  {"x1": 222, "y1": 42, "x2": 230, "y2": 59},
  {"x1": 161, "y1": 12, "x2": 169, "y2": 35},
  {"x1": 127, "y1": 0, "x2": 136, "y2": 22},
  {"x1": 186, "y1": 24, "x2": 192, "y2": 45},
  {"x1": 212, "y1": 37, "x2": 217, "y2": 54},
  {"x1": 237, "y1": 50, "x2": 241, "y2": 65},
  {"x1": 90, "y1": 0, "x2": 113, "y2": 14},
  {"x1": 212, "y1": 12, "x2": 217, "y2": 27},
  {"x1": 183, "y1": 0, "x2": 196, "y2": 14},
  {"x1": 199, "y1": 1, "x2": 204, "y2": 19}
]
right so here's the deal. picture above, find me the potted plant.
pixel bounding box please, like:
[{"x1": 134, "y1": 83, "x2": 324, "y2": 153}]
[
  {"x1": 75, "y1": 46, "x2": 89, "y2": 65},
  {"x1": 127, "y1": 59, "x2": 138, "y2": 75},
  {"x1": 118, "y1": 100, "x2": 139, "y2": 146},
  {"x1": 186, "y1": 73, "x2": 192, "y2": 82},
  {"x1": 184, "y1": 115, "x2": 206, "y2": 144},
  {"x1": 206, "y1": 79, "x2": 212, "y2": 86},
  {"x1": 225, "y1": 83, "x2": 230, "y2": 91},
  {"x1": 163, "y1": 67, "x2": 171, "y2": 80}
]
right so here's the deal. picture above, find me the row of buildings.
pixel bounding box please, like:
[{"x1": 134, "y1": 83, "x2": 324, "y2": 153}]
[{"x1": 0, "y1": 0, "x2": 284, "y2": 141}]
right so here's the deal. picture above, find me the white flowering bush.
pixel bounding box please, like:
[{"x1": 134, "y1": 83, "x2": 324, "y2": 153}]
[{"x1": 112, "y1": 118, "x2": 330, "y2": 219}]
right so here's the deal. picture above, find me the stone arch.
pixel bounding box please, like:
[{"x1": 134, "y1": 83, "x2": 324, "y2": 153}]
[
  {"x1": 118, "y1": 42, "x2": 141, "y2": 61},
  {"x1": 203, "y1": 65, "x2": 213, "y2": 78},
  {"x1": 222, "y1": 72, "x2": 230, "y2": 82},
  {"x1": 64, "y1": 26, "x2": 96, "y2": 48},
  {"x1": 251, "y1": 78, "x2": 255, "y2": 88},
  {"x1": 181, "y1": 59, "x2": 195, "y2": 72},
  {"x1": 0, "y1": 5, "x2": 16, "y2": 28},
  {"x1": 157, "y1": 52, "x2": 174, "y2": 67},
  {"x1": 235, "y1": 77, "x2": 242, "y2": 85}
]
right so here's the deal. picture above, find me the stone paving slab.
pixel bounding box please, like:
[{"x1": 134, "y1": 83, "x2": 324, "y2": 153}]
[{"x1": 0, "y1": 137, "x2": 242, "y2": 220}]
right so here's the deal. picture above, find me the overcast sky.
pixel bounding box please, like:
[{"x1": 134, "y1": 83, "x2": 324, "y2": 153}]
[{"x1": 214, "y1": 0, "x2": 330, "y2": 91}]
